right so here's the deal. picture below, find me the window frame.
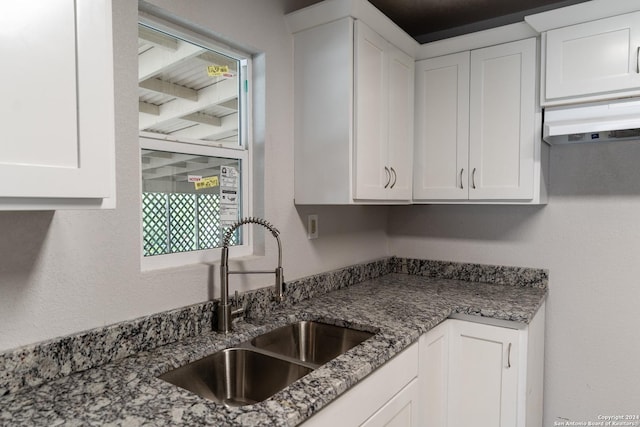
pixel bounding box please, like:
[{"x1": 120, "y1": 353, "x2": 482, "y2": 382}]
[{"x1": 138, "y1": 17, "x2": 253, "y2": 271}]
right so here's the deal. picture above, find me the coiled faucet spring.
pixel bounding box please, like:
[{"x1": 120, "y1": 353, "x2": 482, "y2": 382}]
[
  {"x1": 222, "y1": 217, "x2": 280, "y2": 247},
  {"x1": 218, "y1": 217, "x2": 284, "y2": 333}
]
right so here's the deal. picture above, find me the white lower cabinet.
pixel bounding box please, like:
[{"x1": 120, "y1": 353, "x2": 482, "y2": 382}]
[
  {"x1": 360, "y1": 379, "x2": 419, "y2": 427},
  {"x1": 302, "y1": 304, "x2": 544, "y2": 427},
  {"x1": 448, "y1": 319, "x2": 519, "y2": 427},
  {"x1": 302, "y1": 342, "x2": 419, "y2": 427},
  {"x1": 419, "y1": 304, "x2": 545, "y2": 427},
  {"x1": 418, "y1": 321, "x2": 450, "y2": 426}
]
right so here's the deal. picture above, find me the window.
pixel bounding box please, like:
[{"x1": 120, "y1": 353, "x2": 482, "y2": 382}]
[
  {"x1": 138, "y1": 21, "x2": 251, "y2": 269},
  {"x1": 141, "y1": 150, "x2": 241, "y2": 256}
]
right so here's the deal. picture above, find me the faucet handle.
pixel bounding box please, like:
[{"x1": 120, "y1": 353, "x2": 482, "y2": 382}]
[
  {"x1": 234, "y1": 290, "x2": 240, "y2": 308},
  {"x1": 274, "y1": 267, "x2": 284, "y2": 302},
  {"x1": 231, "y1": 290, "x2": 245, "y2": 318}
]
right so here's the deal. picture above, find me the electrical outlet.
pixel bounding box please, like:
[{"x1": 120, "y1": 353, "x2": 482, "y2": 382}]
[{"x1": 307, "y1": 214, "x2": 318, "y2": 239}]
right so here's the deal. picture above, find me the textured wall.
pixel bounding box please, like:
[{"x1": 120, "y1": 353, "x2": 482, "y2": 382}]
[
  {"x1": 0, "y1": 0, "x2": 389, "y2": 352},
  {"x1": 388, "y1": 141, "x2": 640, "y2": 424}
]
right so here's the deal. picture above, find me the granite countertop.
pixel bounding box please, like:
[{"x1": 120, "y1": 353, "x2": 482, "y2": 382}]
[{"x1": 0, "y1": 272, "x2": 546, "y2": 426}]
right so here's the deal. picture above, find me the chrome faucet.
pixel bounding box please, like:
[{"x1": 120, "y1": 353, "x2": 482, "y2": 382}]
[{"x1": 218, "y1": 217, "x2": 284, "y2": 333}]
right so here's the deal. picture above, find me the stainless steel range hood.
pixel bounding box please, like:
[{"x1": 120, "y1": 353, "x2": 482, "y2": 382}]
[{"x1": 543, "y1": 97, "x2": 640, "y2": 144}]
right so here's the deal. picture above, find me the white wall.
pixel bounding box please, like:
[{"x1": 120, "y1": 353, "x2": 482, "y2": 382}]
[
  {"x1": 389, "y1": 141, "x2": 640, "y2": 424},
  {"x1": 0, "y1": 0, "x2": 389, "y2": 353}
]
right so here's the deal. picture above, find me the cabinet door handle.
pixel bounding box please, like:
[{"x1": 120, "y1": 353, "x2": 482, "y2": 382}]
[
  {"x1": 472, "y1": 168, "x2": 477, "y2": 189},
  {"x1": 384, "y1": 166, "x2": 391, "y2": 189},
  {"x1": 637, "y1": 46, "x2": 639, "y2": 73},
  {"x1": 506, "y1": 342, "x2": 512, "y2": 369},
  {"x1": 459, "y1": 168, "x2": 464, "y2": 189},
  {"x1": 390, "y1": 167, "x2": 397, "y2": 189}
]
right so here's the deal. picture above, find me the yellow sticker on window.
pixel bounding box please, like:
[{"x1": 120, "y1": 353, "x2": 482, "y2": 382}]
[
  {"x1": 194, "y1": 176, "x2": 219, "y2": 190},
  {"x1": 207, "y1": 65, "x2": 229, "y2": 77}
]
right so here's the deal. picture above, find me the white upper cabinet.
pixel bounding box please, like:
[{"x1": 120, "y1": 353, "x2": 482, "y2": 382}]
[
  {"x1": 355, "y1": 21, "x2": 413, "y2": 201},
  {"x1": 354, "y1": 22, "x2": 389, "y2": 200},
  {"x1": 0, "y1": 0, "x2": 115, "y2": 210},
  {"x1": 289, "y1": 0, "x2": 416, "y2": 205},
  {"x1": 414, "y1": 52, "x2": 470, "y2": 200},
  {"x1": 414, "y1": 38, "x2": 545, "y2": 204},
  {"x1": 385, "y1": 45, "x2": 414, "y2": 200},
  {"x1": 542, "y1": 11, "x2": 640, "y2": 106},
  {"x1": 469, "y1": 38, "x2": 537, "y2": 200}
]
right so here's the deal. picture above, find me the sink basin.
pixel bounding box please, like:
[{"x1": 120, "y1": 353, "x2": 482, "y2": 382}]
[
  {"x1": 158, "y1": 321, "x2": 375, "y2": 406},
  {"x1": 158, "y1": 348, "x2": 312, "y2": 407},
  {"x1": 250, "y1": 321, "x2": 375, "y2": 366}
]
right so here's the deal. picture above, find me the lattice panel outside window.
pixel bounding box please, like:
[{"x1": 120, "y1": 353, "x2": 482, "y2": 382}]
[
  {"x1": 169, "y1": 193, "x2": 197, "y2": 253},
  {"x1": 142, "y1": 192, "x2": 236, "y2": 256},
  {"x1": 198, "y1": 193, "x2": 222, "y2": 249},
  {"x1": 142, "y1": 192, "x2": 169, "y2": 256}
]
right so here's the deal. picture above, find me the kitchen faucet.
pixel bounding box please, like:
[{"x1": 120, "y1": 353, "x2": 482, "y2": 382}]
[{"x1": 217, "y1": 217, "x2": 284, "y2": 333}]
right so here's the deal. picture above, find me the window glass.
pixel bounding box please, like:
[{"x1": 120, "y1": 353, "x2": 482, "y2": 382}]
[
  {"x1": 138, "y1": 24, "x2": 243, "y2": 146},
  {"x1": 141, "y1": 150, "x2": 241, "y2": 256},
  {"x1": 138, "y1": 22, "x2": 250, "y2": 264}
]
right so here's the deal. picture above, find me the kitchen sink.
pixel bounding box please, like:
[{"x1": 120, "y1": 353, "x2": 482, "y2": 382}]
[
  {"x1": 158, "y1": 321, "x2": 376, "y2": 406},
  {"x1": 249, "y1": 320, "x2": 375, "y2": 366},
  {"x1": 158, "y1": 348, "x2": 312, "y2": 406}
]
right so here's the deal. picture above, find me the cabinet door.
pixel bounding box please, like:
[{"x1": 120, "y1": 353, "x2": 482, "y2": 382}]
[
  {"x1": 414, "y1": 52, "x2": 470, "y2": 200},
  {"x1": 361, "y1": 379, "x2": 419, "y2": 427},
  {"x1": 418, "y1": 321, "x2": 450, "y2": 427},
  {"x1": 0, "y1": 0, "x2": 114, "y2": 205},
  {"x1": 293, "y1": 17, "x2": 354, "y2": 204},
  {"x1": 545, "y1": 12, "x2": 640, "y2": 101},
  {"x1": 469, "y1": 38, "x2": 536, "y2": 200},
  {"x1": 448, "y1": 320, "x2": 519, "y2": 427},
  {"x1": 386, "y1": 46, "x2": 414, "y2": 201},
  {"x1": 354, "y1": 21, "x2": 389, "y2": 200}
]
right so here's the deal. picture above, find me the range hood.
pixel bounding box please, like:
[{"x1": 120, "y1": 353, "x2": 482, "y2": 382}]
[{"x1": 543, "y1": 98, "x2": 640, "y2": 144}]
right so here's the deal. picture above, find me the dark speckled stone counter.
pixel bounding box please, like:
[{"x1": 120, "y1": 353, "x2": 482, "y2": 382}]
[{"x1": 0, "y1": 259, "x2": 547, "y2": 426}]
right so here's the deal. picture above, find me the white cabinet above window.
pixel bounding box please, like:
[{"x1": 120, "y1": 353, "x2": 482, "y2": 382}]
[{"x1": 0, "y1": 0, "x2": 115, "y2": 210}]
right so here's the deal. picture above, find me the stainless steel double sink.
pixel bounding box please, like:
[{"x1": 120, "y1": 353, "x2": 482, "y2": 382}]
[{"x1": 158, "y1": 320, "x2": 376, "y2": 407}]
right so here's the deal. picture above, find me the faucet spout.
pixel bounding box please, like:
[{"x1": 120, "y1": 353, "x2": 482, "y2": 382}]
[{"x1": 217, "y1": 217, "x2": 284, "y2": 333}]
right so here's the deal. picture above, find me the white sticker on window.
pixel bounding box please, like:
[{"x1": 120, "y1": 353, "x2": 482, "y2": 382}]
[{"x1": 220, "y1": 166, "x2": 239, "y2": 226}]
